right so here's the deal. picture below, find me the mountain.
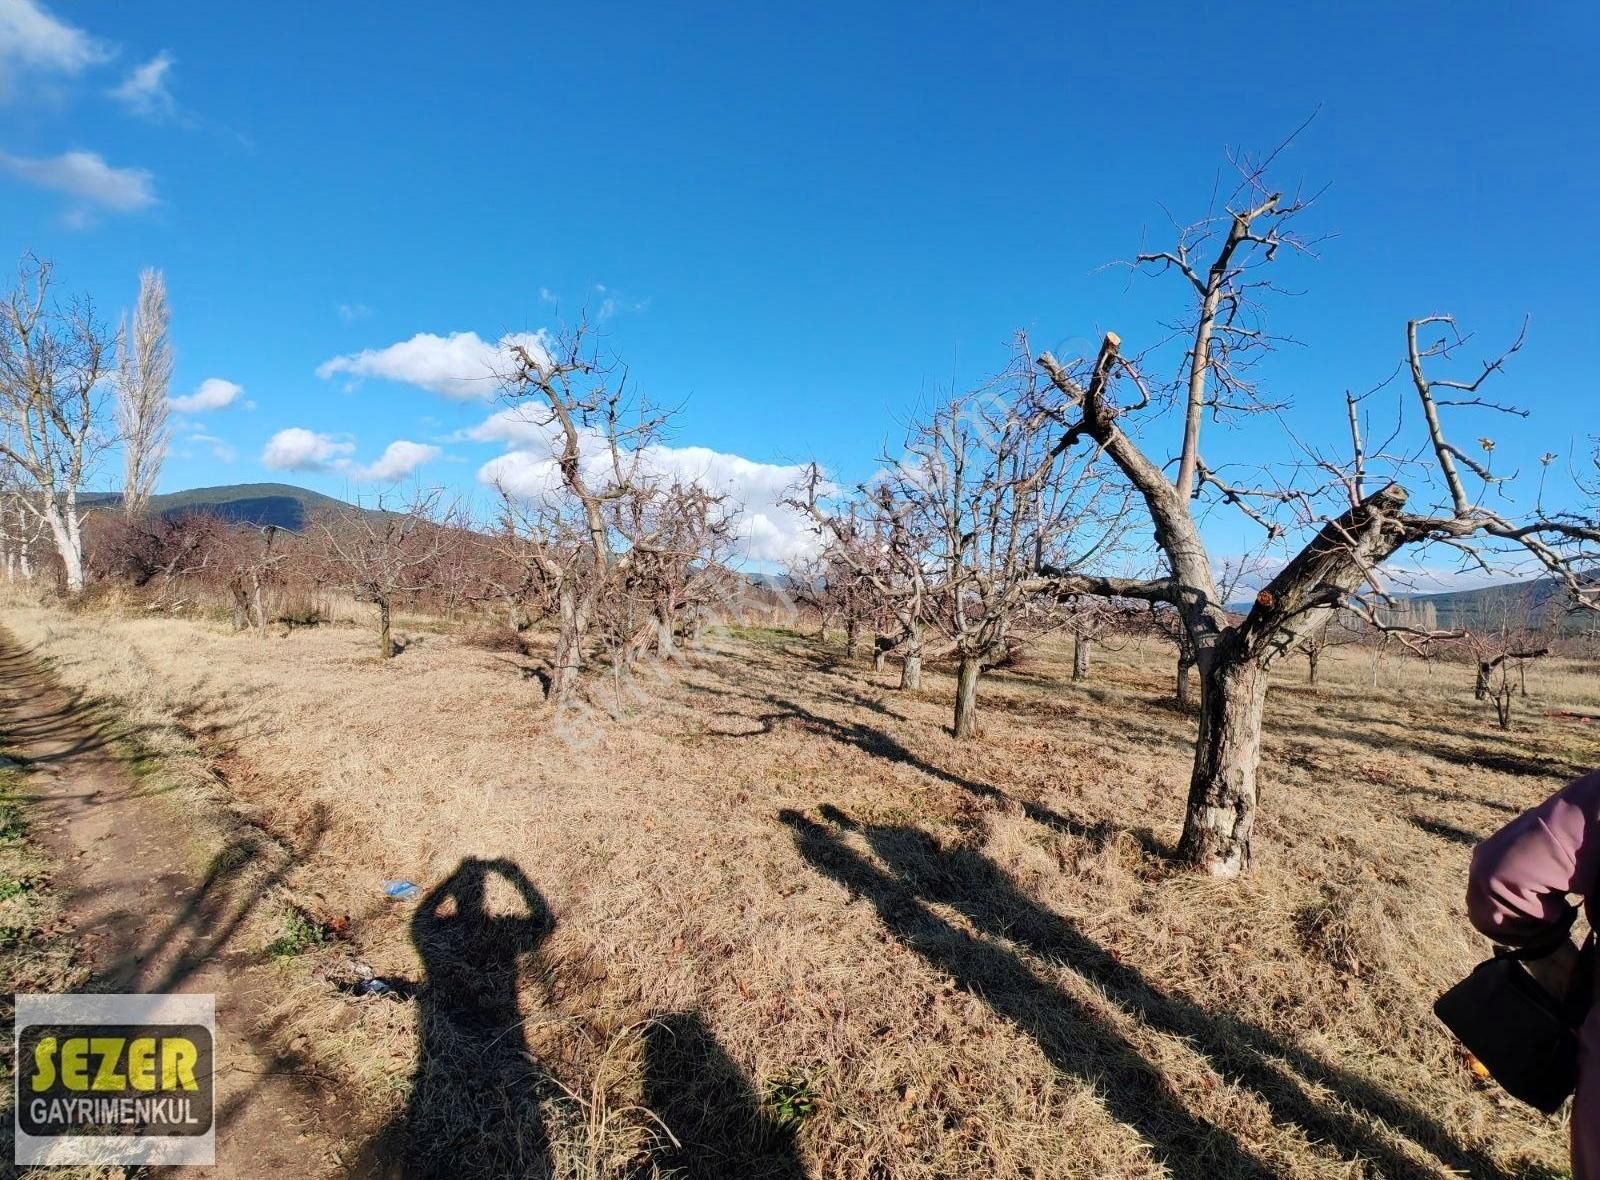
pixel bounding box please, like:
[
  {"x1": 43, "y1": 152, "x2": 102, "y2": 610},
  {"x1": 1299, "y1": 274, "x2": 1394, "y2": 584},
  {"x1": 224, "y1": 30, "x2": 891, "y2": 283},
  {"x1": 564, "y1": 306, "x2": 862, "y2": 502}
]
[
  {"x1": 1378, "y1": 577, "x2": 1595, "y2": 634},
  {"x1": 82, "y1": 483, "x2": 358, "y2": 531}
]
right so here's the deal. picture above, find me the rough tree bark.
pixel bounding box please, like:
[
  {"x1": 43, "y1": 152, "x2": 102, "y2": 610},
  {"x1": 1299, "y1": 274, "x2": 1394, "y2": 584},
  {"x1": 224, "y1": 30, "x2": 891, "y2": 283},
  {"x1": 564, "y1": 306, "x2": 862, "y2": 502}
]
[
  {"x1": 900, "y1": 629, "x2": 924, "y2": 690},
  {"x1": 953, "y1": 654, "x2": 981, "y2": 739},
  {"x1": 1072, "y1": 633, "x2": 1091, "y2": 682}
]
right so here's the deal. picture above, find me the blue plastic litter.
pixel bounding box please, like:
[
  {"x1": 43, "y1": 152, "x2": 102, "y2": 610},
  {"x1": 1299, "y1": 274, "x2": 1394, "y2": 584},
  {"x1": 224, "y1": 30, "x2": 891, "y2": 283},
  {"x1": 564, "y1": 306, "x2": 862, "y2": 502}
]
[{"x1": 382, "y1": 880, "x2": 419, "y2": 901}]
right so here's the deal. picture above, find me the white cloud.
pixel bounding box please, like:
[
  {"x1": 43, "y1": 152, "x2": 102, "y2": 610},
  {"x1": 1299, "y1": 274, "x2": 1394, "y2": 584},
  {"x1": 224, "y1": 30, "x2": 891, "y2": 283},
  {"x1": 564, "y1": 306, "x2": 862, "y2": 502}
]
[
  {"x1": 261, "y1": 427, "x2": 355, "y2": 472},
  {"x1": 109, "y1": 50, "x2": 175, "y2": 119},
  {"x1": 0, "y1": 150, "x2": 155, "y2": 211},
  {"x1": 185, "y1": 427, "x2": 236, "y2": 464},
  {"x1": 473, "y1": 414, "x2": 821, "y2": 564},
  {"x1": 0, "y1": 0, "x2": 108, "y2": 87},
  {"x1": 316, "y1": 329, "x2": 552, "y2": 400},
  {"x1": 337, "y1": 302, "x2": 373, "y2": 322},
  {"x1": 169, "y1": 377, "x2": 243, "y2": 414},
  {"x1": 355, "y1": 440, "x2": 441, "y2": 483}
]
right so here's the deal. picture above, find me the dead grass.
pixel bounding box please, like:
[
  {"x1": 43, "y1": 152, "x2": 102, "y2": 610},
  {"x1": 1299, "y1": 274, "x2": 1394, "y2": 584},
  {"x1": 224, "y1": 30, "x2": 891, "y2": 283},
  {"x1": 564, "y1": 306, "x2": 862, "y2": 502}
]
[{"x1": 3, "y1": 590, "x2": 1596, "y2": 1179}]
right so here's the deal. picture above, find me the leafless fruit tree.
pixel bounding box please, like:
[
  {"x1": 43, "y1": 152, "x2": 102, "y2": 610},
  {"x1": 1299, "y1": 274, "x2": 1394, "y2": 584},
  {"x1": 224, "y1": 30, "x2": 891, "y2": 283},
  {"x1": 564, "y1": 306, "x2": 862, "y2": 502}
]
[
  {"x1": 114, "y1": 268, "x2": 173, "y2": 515},
  {"x1": 225, "y1": 523, "x2": 292, "y2": 635},
  {"x1": 316, "y1": 492, "x2": 453, "y2": 659},
  {"x1": 900, "y1": 352, "x2": 1127, "y2": 739},
  {"x1": 789, "y1": 473, "x2": 935, "y2": 689},
  {"x1": 0, "y1": 256, "x2": 111, "y2": 594},
  {"x1": 494, "y1": 326, "x2": 737, "y2": 707},
  {"x1": 1033, "y1": 162, "x2": 1598, "y2": 877}
]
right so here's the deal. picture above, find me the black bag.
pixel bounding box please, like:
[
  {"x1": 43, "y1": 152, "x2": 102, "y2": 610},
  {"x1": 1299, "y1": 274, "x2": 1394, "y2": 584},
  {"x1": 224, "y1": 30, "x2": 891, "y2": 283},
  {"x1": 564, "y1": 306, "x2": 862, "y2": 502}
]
[{"x1": 1434, "y1": 927, "x2": 1595, "y2": 1116}]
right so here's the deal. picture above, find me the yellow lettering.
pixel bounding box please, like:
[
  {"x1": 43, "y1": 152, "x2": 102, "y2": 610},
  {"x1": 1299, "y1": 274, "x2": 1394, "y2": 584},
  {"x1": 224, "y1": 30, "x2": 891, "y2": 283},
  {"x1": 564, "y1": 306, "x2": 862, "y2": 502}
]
[
  {"x1": 90, "y1": 1038, "x2": 126, "y2": 1091},
  {"x1": 30, "y1": 1037, "x2": 56, "y2": 1092},
  {"x1": 61, "y1": 1039, "x2": 89, "y2": 1090},
  {"x1": 161, "y1": 1039, "x2": 199, "y2": 1092},
  {"x1": 127, "y1": 1038, "x2": 157, "y2": 1091}
]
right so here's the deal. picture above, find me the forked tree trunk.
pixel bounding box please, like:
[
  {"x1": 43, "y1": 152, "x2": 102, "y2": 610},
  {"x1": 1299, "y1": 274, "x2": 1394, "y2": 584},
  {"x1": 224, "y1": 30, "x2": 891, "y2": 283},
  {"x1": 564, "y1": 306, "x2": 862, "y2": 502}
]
[
  {"x1": 1072, "y1": 634, "x2": 1091, "y2": 682},
  {"x1": 845, "y1": 615, "x2": 861, "y2": 658},
  {"x1": 953, "y1": 654, "x2": 981, "y2": 739},
  {"x1": 42, "y1": 501, "x2": 84, "y2": 595},
  {"x1": 1306, "y1": 646, "x2": 1320, "y2": 685},
  {"x1": 1175, "y1": 648, "x2": 1270, "y2": 876},
  {"x1": 377, "y1": 599, "x2": 394, "y2": 659},
  {"x1": 1475, "y1": 662, "x2": 1492, "y2": 700},
  {"x1": 230, "y1": 583, "x2": 250, "y2": 632}
]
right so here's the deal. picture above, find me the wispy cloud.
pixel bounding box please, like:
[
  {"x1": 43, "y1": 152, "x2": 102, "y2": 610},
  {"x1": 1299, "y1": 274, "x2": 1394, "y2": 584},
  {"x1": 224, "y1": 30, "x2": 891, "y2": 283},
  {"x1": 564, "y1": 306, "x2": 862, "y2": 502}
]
[
  {"x1": 0, "y1": 149, "x2": 154, "y2": 212},
  {"x1": 261, "y1": 427, "x2": 355, "y2": 472},
  {"x1": 316, "y1": 329, "x2": 552, "y2": 401},
  {"x1": 185, "y1": 426, "x2": 236, "y2": 464},
  {"x1": 0, "y1": 0, "x2": 109, "y2": 99},
  {"x1": 337, "y1": 302, "x2": 373, "y2": 323},
  {"x1": 169, "y1": 377, "x2": 243, "y2": 414},
  {"x1": 109, "y1": 50, "x2": 176, "y2": 119}
]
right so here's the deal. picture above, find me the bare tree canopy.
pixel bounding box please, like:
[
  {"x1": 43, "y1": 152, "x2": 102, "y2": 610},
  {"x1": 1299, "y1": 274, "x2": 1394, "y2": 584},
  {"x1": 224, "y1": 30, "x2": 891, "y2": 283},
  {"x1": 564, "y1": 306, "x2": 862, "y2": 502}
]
[
  {"x1": 1032, "y1": 157, "x2": 1599, "y2": 877},
  {"x1": 0, "y1": 255, "x2": 110, "y2": 594},
  {"x1": 115, "y1": 268, "x2": 173, "y2": 515}
]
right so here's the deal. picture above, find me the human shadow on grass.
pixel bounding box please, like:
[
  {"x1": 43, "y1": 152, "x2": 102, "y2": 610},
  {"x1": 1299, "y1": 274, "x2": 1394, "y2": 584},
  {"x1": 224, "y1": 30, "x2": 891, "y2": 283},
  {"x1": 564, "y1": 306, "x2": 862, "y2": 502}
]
[
  {"x1": 361, "y1": 857, "x2": 557, "y2": 1179},
  {"x1": 640, "y1": 1013, "x2": 805, "y2": 1180},
  {"x1": 783, "y1": 806, "x2": 1506, "y2": 1180}
]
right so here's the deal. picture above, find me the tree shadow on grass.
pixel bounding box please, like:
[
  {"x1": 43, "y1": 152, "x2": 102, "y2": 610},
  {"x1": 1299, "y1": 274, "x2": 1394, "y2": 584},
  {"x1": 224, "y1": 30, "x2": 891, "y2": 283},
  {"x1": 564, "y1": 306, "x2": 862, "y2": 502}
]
[{"x1": 782, "y1": 806, "x2": 1507, "y2": 1180}]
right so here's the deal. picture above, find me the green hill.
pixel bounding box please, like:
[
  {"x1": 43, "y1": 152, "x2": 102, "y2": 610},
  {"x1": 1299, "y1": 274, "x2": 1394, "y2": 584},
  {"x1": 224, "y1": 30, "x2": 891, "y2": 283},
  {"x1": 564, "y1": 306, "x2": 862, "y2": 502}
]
[{"x1": 82, "y1": 483, "x2": 358, "y2": 531}]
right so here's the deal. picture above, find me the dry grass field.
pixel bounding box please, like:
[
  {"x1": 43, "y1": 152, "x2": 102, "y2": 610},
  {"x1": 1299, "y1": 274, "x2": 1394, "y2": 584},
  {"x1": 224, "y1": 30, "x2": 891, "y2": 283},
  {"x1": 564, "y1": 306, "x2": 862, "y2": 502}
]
[{"x1": 4, "y1": 591, "x2": 1599, "y2": 1179}]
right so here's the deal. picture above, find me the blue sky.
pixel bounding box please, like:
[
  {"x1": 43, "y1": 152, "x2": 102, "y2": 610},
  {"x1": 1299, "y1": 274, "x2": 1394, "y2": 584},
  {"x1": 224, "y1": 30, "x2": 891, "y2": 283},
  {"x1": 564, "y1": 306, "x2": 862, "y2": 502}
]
[{"x1": 2, "y1": 2, "x2": 1596, "y2": 574}]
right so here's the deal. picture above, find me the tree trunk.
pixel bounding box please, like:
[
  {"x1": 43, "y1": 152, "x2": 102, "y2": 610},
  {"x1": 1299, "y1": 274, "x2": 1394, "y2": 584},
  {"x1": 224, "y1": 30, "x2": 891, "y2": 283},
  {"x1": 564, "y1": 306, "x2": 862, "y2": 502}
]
[
  {"x1": 1475, "y1": 662, "x2": 1491, "y2": 700},
  {"x1": 230, "y1": 584, "x2": 249, "y2": 632},
  {"x1": 1306, "y1": 647, "x2": 1320, "y2": 685},
  {"x1": 845, "y1": 615, "x2": 860, "y2": 658},
  {"x1": 1176, "y1": 648, "x2": 1270, "y2": 877},
  {"x1": 1072, "y1": 633, "x2": 1091, "y2": 682},
  {"x1": 549, "y1": 583, "x2": 585, "y2": 704},
  {"x1": 1176, "y1": 651, "x2": 1195, "y2": 706},
  {"x1": 42, "y1": 501, "x2": 83, "y2": 595},
  {"x1": 953, "y1": 654, "x2": 981, "y2": 739},
  {"x1": 656, "y1": 608, "x2": 676, "y2": 660},
  {"x1": 899, "y1": 636, "x2": 923, "y2": 691},
  {"x1": 250, "y1": 572, "x2": 268, "y2": 637},
  {"x1": 378, "y1": 599, "x2": 394, "y2": 659}
]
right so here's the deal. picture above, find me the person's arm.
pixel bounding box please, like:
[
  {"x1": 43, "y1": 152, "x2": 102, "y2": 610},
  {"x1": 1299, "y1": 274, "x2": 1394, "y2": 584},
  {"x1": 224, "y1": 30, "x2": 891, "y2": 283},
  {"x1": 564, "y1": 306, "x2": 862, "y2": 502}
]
[{"x1": 1468, "y1": 770, "x2": 1600, "y2": 995}]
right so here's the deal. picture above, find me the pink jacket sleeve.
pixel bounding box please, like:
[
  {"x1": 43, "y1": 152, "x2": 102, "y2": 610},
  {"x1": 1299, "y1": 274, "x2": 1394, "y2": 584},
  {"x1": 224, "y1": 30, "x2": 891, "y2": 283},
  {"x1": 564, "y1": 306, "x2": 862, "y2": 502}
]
[{"x1": 1468, "y1": 770, "x2": 1600, "y2": 946}]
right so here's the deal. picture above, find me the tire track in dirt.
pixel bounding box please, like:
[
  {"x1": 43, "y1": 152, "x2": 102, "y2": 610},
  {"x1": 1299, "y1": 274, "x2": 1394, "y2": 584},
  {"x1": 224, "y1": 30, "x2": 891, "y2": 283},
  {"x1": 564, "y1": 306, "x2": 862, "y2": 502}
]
[{"x1": 0, "y1": 631, "x2": 347, "y2": 1178}]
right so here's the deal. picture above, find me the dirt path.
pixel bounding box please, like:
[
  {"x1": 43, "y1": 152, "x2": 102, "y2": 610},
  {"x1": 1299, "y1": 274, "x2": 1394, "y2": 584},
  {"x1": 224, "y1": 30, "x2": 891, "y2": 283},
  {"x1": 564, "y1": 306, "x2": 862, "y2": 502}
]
[{"x1": 0, "y1": 633, "x2": 347, "y2": 1178}]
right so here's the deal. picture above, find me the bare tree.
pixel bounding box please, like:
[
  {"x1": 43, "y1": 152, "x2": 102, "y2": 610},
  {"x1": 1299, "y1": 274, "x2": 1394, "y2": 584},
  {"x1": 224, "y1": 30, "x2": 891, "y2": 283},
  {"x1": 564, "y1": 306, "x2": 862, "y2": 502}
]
[
  {"x1": 0, "y1": 257, "x2": 110, "y2": 594},
  {"x1": 789, "y1": 474, "x2": 935, "y2": 689},
  {"x1": 898, "y1": 357, "x2": 1126, "y2": 739},
  {"x1": 114, "y1": 268, "x2": 173, "y2": 515},
  {"x1": 1298, "y1": 611, "x2": 1363, "y2": 686},
  {"x1": 494, "y1": 328, "x2": 664, "y2": 704},
  {"x1": 1034, "y1": 161, "x2": 1598, "y2": 877},
  {"x1": 226, "y1": 524, "x2": 291, "y2": 635},
  {"x1": 0, "y1": 477, "x2": 46, "y2": 580},
  {"x1": 316, "y1": 493, "x2": 452, "y2": 659}
]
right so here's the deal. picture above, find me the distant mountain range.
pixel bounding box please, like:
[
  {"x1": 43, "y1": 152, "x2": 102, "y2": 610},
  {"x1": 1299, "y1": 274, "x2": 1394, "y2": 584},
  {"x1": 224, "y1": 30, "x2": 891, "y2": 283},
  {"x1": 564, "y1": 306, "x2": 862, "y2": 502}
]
[
  {"x1": 84, "y1": 483, "x2": 1595, "y2": 632},
  {"x1": 83, "y1": 483, "x2": 357, "y2": 531}
]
